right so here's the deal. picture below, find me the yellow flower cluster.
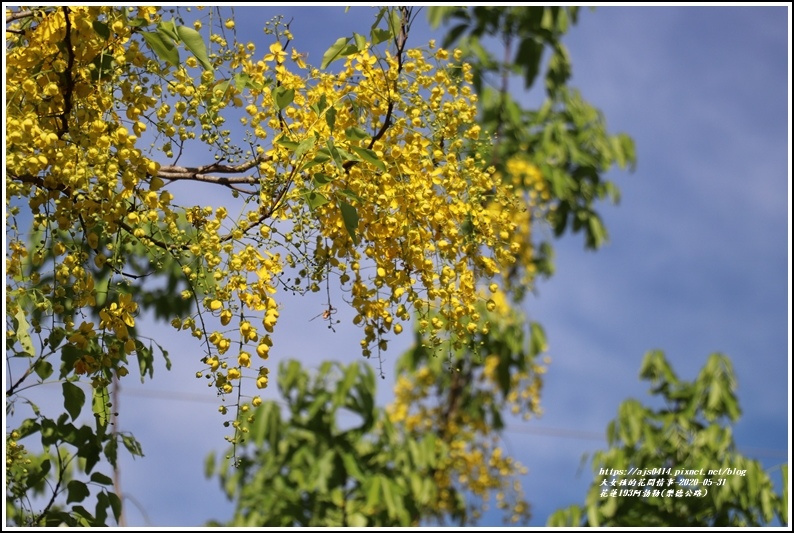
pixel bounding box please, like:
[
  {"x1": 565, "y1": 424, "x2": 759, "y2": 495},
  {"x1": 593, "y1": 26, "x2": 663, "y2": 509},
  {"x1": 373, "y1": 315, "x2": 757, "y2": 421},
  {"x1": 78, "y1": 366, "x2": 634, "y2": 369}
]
[
  {"x1": 388, "y1": 359, "x2": 534, "y2": 523},
  {"x1": 385, "y1": 288, "x2": 544, "y2": 523},
  {"x1": 5, "y1": 6, "x2": 548, "y2": 447}
]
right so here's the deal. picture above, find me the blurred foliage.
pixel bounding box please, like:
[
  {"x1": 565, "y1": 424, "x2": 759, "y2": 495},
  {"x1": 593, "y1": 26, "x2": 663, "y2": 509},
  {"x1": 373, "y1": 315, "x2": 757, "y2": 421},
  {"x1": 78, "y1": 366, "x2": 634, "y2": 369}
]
[
  {"x1": 548, "y1": 351, "x2": 788, "y2": 527},
  {"x1": 208, "y1": 293, "x2": 544, "y2": 525}
]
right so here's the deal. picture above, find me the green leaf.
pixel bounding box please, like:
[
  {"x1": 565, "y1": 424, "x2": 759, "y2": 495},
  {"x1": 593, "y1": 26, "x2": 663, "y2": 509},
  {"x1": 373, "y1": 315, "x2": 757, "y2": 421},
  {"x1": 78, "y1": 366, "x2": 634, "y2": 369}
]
[
  {"x1": 126, "y1": 17, "x2": 149, "y2": 28},
  {"x1": 371, "y1": 7, "x2": 388, "y2": 32},
  {"x1": 339, "y1": 201, "x2": 360, "y2": 245},
  {"x1": 313, "y1": 94, "x2": 328, "y2": 114},
  {"x1": 48, "y1": 328, "x2": 66, "y2": 350},
  {"x1": 366, "y1": 476, "x2": 382, "y2": 510},
  {"x1": 325, "y1": 106, "x2": 337, "y2": 130},
  {"x1": 334, "y1": 145, "x2": 360, "y2": 164},
  {"x1": 204, "y1": 452, "x2": 216, "y2": 479},
  {"x1": 156, "y1": 341, "x2": 172, "y2": 371},
  {"x1": 344, "y1": 126, "x2": 369, "y2": 141},
  {"x1": 312, "y1": 173, "x2": 334, "y2": 187},
  {"x1": 93, "y1": 385, "x2": 111, "y2": 430},
  {"x1": 71, "y1": 505, "x2": 94, "y2": 526},
  {"x1": 321, "y1": 37, "x2": 351, "y2": 69},
  {"x1": 177, "y1": 25, "x2": 213, "y2": 71},
  {"x1": 381, "y1": 477, "x2": 399, "y2": 519},
  {"x1": 530, "y1": 322, "x2": 548, "y2": 355},
  {"x1": 90, "y1": 472, "x2": 113, "y2": 485},
  {"x1": 326, "y1": 139, "x2": 343, "y2": 168},
  {"x1": 276, "y1": 138, "x2": 299, "y2": 151},
  {"x1": 14, "y1": 308, "x2": 34, "y2": 355},
  {"x1": 66, "y1": 480, "x2": 90, "y2": 504},
  {"x1": 90, "y1": 53, "x2": 115, "y2": 82},
  {"x1": 121, "y1": 434, "x2": 144, "y2": 457},
  {"x1": 546, "y1": 43, "x2": 572, "y2": 92},
  {"x1": 95, "y1": 491, "x2": 109, "y2": 525},
  {"x1": 92, "y1": 21, "x2": 110, "y2": 41},
  {"x1": 135, "y1": 342, "x2": 154, "y2": 382},
  {"x1": 443, "y1": 23, "x2": 469, "y2": 49},
  {"x1": 387, "y1": 9, "x2": 402, "y2": 38},
  {"x1": 108, "y1": 491, "x2": 122, "y2": 522},
  {"x1": 273, "y1": 87, "x2": 295, "y2": 110},
  {"x1": 213, "y1": 79, "x2": 231, "y2": 99},
  {"x1": 348, "y1": 513, "x2": 367, "y2": 527},
  {"x1": 341, "y1": 450, "x2": 365, "y2": 481},
  {"x1": 294, "y1": 136, "x2": 316, "y2": 160},
  {"x1": 301, "y1": 152, "x2": 331, "y2": 171},
  {"x1": 233, "y1": 72, "x2": 264, "y2": 91},
  {"x1": 337, "y1": 188, "x2": 363, "y2": 204},
  {"x1": 142, "y1": 31, "x2": 179, "y2": 67},
  {"x1": 353, "y1": 32, "x2": 367, "y2": 52},
  {"x1": 781, "y1": 464, "x2": 788, "y2": 525},
  {"x1": 587, "y1": 504, "x2": 600, "y2": 527},
  {"x1": 370, "y1": 28, "x2": 392, "y2": 45},
  {"x1": 427, "y1": 6, "x2": 452, "y2": 29},
  {"x1": 305, "y1": 191, "x2": 329, "y2": 211},
  {"x1": 587, "y1": 213, "x2": 607, "y2": 249},
  {"x1": 334, "y1": 363, "x2": 359, "y2": 407},
  {"x1": 313, "y1": 450, "x2": 335, "y2": 492},
  {"x1": 16, "y1": 417, "x2": 40, "y2": 439},
  {"x1": 349, "y1": 145, "x2": 386, "y2": 171},
  {"x1": 34, "y1": 359, "x2": 53, "y2": 380},
  {"x1": 157, "y1": 20, "x2": 179, "y2": 42},
  {"x1": 516, "y1": 37, "x2": 544, "y2": 89},
  {"x1": 63, "y1": 381, "x2": 86, "y2": 421}
]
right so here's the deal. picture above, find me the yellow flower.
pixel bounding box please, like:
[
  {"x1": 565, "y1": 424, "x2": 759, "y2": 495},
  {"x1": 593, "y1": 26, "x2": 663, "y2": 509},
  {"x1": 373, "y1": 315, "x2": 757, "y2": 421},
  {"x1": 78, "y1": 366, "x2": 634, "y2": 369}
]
[
  {"x1": 264, "y1": 42, "x2": 286, "y2": 64},
  {"x1": 291, "y1": 48, "x2": 307, "y2": 69}
]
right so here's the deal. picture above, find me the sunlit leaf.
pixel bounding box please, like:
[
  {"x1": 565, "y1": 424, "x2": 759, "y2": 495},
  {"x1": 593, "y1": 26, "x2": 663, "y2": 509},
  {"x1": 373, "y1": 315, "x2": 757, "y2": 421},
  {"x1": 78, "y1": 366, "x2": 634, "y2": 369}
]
[
  {"x1": 353, "y1": 32, "x2": 367, "y2": 52},
  {"x1": 177, "y1": 25, "x2": 213, "y2": 71},
  {"x1": 344, "y1": 126, "x2": 369, "y2": 141},
  {"x1": 93, "y1": 385, "x2": 110, "y2": 430},
  {"x1": 321, "y1": 37, "x2": 351, "y2": 69},
  {"x1": 305, "y1": 191, "x2": 329, "y2": 211},
  {"x1": 14, "y1": 308, "x2": 34, "y2": 355},
  {"x1": 141, "y1": 31, "x2": 179, "y2": 67},
  {"x1": 274, "y1": 87, "x2": 295, "y2": 110},
  {"x1": 350, "y1": 146, "x2": 386, "y2": 171},
  {"x1": 294, "y1": 136, "x2": 316, "y2": 160}
]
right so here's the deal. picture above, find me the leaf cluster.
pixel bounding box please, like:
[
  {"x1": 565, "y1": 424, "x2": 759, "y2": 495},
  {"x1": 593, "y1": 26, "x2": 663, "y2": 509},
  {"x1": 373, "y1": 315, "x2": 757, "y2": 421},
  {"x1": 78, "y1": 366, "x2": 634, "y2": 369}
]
[{"x1": 548, "y1": 351, "x2": 788, "y2": 527}]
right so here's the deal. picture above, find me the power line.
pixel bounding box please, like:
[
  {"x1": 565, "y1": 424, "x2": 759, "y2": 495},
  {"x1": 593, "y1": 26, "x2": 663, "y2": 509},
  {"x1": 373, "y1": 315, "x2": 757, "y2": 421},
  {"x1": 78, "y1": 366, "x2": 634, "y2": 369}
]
[
  {"x1": 119, "y1": 387, "x2": 789, "y2": 459},
  {"x1": 502, "y1": 423, "x2": 789, "y2": 459}
]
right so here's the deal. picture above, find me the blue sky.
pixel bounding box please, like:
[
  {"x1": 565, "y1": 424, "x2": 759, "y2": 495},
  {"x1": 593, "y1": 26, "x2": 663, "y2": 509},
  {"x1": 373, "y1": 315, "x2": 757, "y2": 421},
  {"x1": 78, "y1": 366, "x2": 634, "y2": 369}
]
[{"x1": 5, "y1": 5, "x2": 791, "y2": 528}]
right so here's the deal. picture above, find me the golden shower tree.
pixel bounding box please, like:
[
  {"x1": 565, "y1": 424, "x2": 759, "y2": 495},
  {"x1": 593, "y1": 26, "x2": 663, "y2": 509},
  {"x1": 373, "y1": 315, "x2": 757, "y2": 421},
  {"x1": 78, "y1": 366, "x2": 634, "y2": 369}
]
[{"x1": 6, "y1": 6, "x2": 633, "y2": 525}]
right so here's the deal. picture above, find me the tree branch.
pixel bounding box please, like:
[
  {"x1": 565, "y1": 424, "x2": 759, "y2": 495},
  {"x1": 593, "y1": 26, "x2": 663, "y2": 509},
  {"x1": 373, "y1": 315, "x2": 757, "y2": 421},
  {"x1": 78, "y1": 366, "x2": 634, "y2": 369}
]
[
  {"x1": 5, "y1": 9, "x2": 34, "y2": 24},
  {"x1": 156, "y1": 152, "x2": 271, "y2": 194},
  {"x1": 57, "y1": 7, "x2": 75, "y2": 139},
  {"x1": 343, "y1": 7, "x2": 411, "y2": 172}
]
